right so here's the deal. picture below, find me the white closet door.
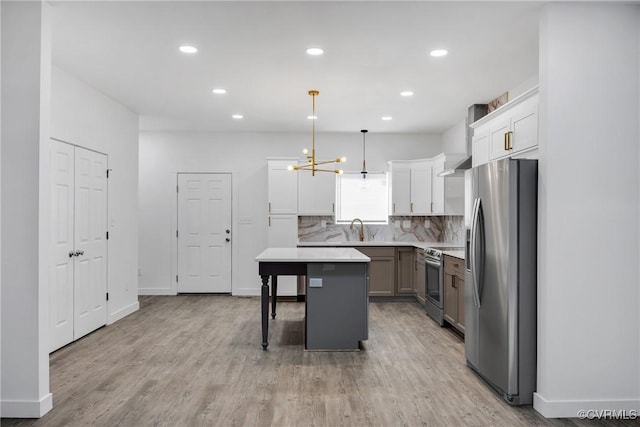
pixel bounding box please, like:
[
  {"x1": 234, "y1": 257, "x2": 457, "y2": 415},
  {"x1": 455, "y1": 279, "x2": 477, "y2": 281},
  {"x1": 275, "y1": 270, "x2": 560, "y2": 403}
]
[
  {"x1": 50, "y1": 140, "x2": 75, "y2": 352},
  {"x1": 177, "y1": 173, "x2": 232, "y2": 293},
  {"x1": 73, "y1": 146, "x2": 108, "y2": 340}
]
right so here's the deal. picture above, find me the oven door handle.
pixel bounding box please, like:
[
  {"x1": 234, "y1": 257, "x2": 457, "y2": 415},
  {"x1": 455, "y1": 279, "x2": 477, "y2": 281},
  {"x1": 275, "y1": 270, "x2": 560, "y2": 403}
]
[{"x1": 425, "y1": 258, "x2": 441, "y2": 269}]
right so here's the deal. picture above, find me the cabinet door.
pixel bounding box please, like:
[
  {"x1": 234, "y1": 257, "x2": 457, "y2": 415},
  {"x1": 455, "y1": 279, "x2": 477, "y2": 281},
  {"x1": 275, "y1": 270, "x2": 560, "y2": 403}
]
[
  {"x1": 268, "y1": 160, "x2": 298, "y2": 214},
  {"x1": 391, "y1": 164, "x2": 411, "y2": 215},
  {"x1": 410, "y1": 161, "x2": 431, "y2": 215},
  {"x1": 511, "y1": 103, "x2": 538, "y2": 153},
  {"x1": 368, "y1": 256, "x2": 395, "y2": 296},
  {"x1": 456, "y1": 272, "x2": 465, "y2": 333},
  {"x1": 472, "y1": 130, "x2": 489, "y2": 167},
  {"x1": 443, "y1": 270, "x2": 457, "y2": 325},
  {"x1": 267, "y1": 214, "x2": 298, "y2": 296},
  {"x1": 298, "y1": 168, "x2": 335, "y2": 215},
  {"x1": 488, "y1": 118, "x2": 511, "y2": 161},
  {"x1": 357, "y1": 247, "x2": 395, "y2": 296},
  {"x1": 396, "y1": 248, "x2": 414, "y2": 295},
  {"x1": 415, "y1": 250, "x2": 426, "y2": 305},
  {"x1": 431, "y1": 162, "x2": 445, "y2": 215}
]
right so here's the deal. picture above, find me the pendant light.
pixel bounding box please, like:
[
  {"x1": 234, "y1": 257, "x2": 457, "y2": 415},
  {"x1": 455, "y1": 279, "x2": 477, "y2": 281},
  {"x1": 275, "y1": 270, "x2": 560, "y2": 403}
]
[
  {"x1": 360, "y1": 129, "x2": 368, "y2": 179},
  {"x1": 288, "y1": 90, "x2": 346, "y2": 176}
]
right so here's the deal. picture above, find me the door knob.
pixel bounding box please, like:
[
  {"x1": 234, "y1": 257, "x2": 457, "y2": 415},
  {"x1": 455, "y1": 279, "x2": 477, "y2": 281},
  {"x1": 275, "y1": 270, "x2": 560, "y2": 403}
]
[
  {"x1": 226, "y1": 229, "x2": 231, "y2": 234},
  {"x1": 225, "y1": 238, "x2": 231, "y2": 242},
  {"x1": 69, "y1": 251, "x2": 75, "y2": 258},
  {"x1": 75, "y1": 250, "x2": 84, "y2": 256}
]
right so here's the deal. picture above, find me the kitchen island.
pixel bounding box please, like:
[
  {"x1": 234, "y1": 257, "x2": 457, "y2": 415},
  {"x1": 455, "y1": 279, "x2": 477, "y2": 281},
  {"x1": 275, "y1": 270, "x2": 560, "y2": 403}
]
[{"x1": 255, "y1": 247, "x2": 370, "y2": 350}]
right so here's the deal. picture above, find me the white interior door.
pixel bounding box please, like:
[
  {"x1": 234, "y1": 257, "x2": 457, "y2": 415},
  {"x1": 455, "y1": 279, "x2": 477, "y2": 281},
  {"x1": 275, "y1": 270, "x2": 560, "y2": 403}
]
[
  {"x1": 73, "y1": 146, "x2": 108, "y2": 339},
  {"x1": 50, "y1": 141, "x2": 108, "y2": 352},
  {"x1": 178, "y1": 173, "x2": 232, "y2": 293},
  {"x1": 50, "y1": 140, "x2": 75, "y2": 351}
]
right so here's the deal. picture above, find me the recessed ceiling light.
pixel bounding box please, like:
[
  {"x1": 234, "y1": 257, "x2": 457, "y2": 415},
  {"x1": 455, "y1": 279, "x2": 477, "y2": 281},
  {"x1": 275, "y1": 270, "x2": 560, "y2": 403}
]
[
  {"x1": 232, "y1": 114, "x2": 244, "y2": 119},
  {"x1": 382, "y1": 116, "x2": 393, "y2": 121},
  {"x1": 400, "y1": 91, "x2": 414, "y2": 97},
  {"x1": 307, "y1": 115, "x2": 317, "y2": 120},
  {"x1": 179, "y1": 45, "x2": 198, "y2": 54},
  {"x1": 306, "y1": 47, "x2": 324, "y2": 56},
  {"x1": 430, "y1": 49, "x2": 448, "y2": 57},
  {"x1": 212, "y1": 88, "x2": 227, "y2": 95}
]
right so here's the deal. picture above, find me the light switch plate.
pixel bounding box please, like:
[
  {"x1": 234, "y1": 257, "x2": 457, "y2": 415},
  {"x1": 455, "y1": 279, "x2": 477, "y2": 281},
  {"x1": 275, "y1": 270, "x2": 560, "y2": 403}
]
[
  {"x1": 403, "y1": 220, "x2": 411, "y2": 228},
  {"x1": 424, "y1": 219, "x2": 430, "y2": 228},
  {"x1": 309, "y1": 278, "x2": 323, "y2": 288},
  {"x1": 394, "y1": 221, "x2": 400, "y2": 229}
]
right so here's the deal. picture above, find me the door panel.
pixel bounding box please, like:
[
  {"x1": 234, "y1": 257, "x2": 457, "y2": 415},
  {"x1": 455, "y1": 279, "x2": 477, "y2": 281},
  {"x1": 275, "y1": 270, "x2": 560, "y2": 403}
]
[
  {"x1": 74, "y1": 146, "x2": 108, "y2": 340},
  {"x1": 477, "y1": 160, "x2": 510, "y2": 392},
  {"x1": 178, "y1": 173, "x2": 232, "y2": 293},
  {"x1": 50, "y1": 140, "x2": 75, "y2": 352},
  {"x1": 50, "y1": 141, "x2": 108, "y2": 352}
]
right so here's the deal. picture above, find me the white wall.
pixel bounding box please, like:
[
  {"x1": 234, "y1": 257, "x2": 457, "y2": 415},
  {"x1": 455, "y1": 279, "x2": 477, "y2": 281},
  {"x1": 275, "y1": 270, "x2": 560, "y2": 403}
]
[
  {"x1": 1, "y1": 1, "x2": 52, "y2": 418},
  {"x1": 50, "y1": 66, "x2": 140, "y2": 324},
  {"x1": 138, "y1": 132, "x2": 441, "y2": 296},
  {"x1": 535, "y1": 3, "x2": 640, "y2": 417},
  {"x1": 441, "y1": 120, "x2": 466, "y2": 153}
]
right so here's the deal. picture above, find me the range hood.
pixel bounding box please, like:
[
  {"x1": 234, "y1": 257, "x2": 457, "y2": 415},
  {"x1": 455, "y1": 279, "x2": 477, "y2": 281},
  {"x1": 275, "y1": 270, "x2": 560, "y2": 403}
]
[
  {"x1": 438, "y1": 156, "x2": 473, "y2": 177},
  {"x1": 439, "y1": 104, "x2": 488, "y2": 177}
]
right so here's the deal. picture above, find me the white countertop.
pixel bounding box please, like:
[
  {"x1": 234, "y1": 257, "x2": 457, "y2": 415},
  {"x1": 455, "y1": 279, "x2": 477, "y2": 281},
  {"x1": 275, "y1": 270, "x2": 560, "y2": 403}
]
[
  {"x1": 297, "y1": 241, "x2": 463, "y2": 251},
  {"x1": 443, "y1": 250, "x2": 465, "y2": 260},
  {"x1": 256, "y1": 247, "x2": 371, "y2": 263}
]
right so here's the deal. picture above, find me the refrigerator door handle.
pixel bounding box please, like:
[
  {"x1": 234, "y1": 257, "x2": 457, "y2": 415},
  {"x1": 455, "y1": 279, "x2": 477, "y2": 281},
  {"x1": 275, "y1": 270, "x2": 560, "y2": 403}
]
[{"x1": 470, "y1": 197, "x2": 481, "y2": 308}]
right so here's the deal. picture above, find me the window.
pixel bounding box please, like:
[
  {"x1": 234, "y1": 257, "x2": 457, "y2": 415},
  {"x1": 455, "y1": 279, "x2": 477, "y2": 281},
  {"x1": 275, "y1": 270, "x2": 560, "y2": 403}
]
[{"x1": 336, "y1": 172, "x2": 389, "y2": 224}]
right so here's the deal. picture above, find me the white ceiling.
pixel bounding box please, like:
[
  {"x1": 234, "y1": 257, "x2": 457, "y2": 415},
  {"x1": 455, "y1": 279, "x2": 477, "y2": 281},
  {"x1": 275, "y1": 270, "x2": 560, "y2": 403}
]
[{"x1": 51, "y1": 1, "x2": 541, "y2": 134}]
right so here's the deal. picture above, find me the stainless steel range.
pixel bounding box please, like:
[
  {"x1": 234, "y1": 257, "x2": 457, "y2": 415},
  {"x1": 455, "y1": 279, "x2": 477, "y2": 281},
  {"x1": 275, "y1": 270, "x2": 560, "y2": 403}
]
[{"x1": 424, "y1": 246, "x2": 463, "y2": 325}]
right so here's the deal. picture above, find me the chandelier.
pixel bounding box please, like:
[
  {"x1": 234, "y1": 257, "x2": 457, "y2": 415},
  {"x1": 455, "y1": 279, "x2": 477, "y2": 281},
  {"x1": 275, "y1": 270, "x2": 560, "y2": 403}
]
[{"x1": 288, "y1": 90, "x2": 346, "y2": 175}]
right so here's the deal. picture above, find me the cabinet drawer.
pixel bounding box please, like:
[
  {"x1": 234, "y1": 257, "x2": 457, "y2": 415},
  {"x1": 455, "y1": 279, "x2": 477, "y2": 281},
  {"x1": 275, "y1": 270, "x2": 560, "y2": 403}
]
[
  {"x1": 444, "y1": 255, "x2": 464, "y2": 276},
  {"x1": 355, "y1": 247, "x2": 395, "y2": 258}
]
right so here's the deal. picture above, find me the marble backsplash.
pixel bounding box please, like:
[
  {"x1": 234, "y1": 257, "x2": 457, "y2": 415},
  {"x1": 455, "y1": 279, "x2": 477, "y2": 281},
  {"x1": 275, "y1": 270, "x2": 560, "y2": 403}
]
[{"x1": 298, "y1": 216, "x2": 465, "y2": 246}]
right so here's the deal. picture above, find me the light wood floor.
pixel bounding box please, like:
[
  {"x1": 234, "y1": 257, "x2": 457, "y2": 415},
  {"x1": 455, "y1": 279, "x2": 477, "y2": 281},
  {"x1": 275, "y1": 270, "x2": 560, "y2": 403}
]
[{"x1": 3, "y1": 296, "x2": 634, "y2": 427}]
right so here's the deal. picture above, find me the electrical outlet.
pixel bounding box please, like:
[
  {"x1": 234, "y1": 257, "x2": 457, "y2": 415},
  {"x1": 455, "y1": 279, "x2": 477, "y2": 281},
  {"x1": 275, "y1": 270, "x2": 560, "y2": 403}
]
[
  {"x1": 394, "y1": 221, "x2": 400, "y2": 229},
  {"x1": 424, "y1": 219, "x2": 430, "y2": 228},
  {"x1": 403, "y1": 220, "x2": 411, "y2": 228},
  {"x1": 321, "y1": 220, "x2": 326, "y2": 229},
  {"x1": 447, "y1": 220, "x2": 453, "y2": 228}
]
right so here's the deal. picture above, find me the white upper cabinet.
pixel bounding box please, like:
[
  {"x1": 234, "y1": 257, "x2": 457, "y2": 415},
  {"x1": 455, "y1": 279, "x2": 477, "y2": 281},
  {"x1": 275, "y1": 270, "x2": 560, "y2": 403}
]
[
  {"x1": 267, "y1": 158, "x2": 298, "y2": 214},
  {"x1": 390, "y1": 156, "x2": 463, "y2": 216},
  {"x1": 472, "y1": 130, "x2": 490, "y2": 168},
  {"x1": 410, "y1": 160, "x2": 432, "y2": 215},
  {"x1": 472, "y1": 86, "x2": 539, "y2": 166},
  {"x1": 389, "y1": 161, "x2": 413, "y2": 215},
  {"x1": 298, "y1": 165, "x2": 335, "y2": 215}
]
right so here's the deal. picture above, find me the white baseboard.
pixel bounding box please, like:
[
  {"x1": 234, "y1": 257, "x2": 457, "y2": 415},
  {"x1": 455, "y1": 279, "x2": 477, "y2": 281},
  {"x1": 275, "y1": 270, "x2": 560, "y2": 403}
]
[
  {"x1": 138, "y1": 288, "x2": 175, "y2": 296},
  {"x1": 534, "y1": 392, "x2": 640, "y2": 418},
  {"x1": 108, "y1": 301, "x2": 139, "y2": 324},
  {"x1": 1, "y1": 393, "x2": 52, "y2": 418},
  {"x1": 232, "y1": 288, "x2": 260, "y2": 297}
]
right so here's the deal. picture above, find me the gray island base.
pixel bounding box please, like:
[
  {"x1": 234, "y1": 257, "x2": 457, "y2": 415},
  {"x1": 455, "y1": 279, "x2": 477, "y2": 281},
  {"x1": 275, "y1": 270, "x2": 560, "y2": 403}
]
[{"x1": 255, "y1": 248, "x2": 370, "y2": 351}]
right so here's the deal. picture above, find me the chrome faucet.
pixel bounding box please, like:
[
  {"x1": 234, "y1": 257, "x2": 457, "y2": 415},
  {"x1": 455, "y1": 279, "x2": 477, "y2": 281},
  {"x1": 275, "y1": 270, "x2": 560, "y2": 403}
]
[{"x1": 350, "y1": 218, "x2": 365, "y2": 242}]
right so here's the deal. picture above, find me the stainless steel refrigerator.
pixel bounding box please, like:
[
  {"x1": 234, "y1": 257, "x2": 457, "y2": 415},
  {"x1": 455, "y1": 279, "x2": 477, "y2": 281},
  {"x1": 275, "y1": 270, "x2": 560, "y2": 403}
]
[{"x1": 464, "y1": 158, "x2": 537, "y2": 405}]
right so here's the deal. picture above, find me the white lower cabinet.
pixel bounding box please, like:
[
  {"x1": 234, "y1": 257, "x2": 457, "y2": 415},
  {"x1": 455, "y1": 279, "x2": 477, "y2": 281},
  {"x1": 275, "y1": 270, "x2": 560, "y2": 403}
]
[{"x1": 267, "y1": 215, "x2": 298, "y2": 296}]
